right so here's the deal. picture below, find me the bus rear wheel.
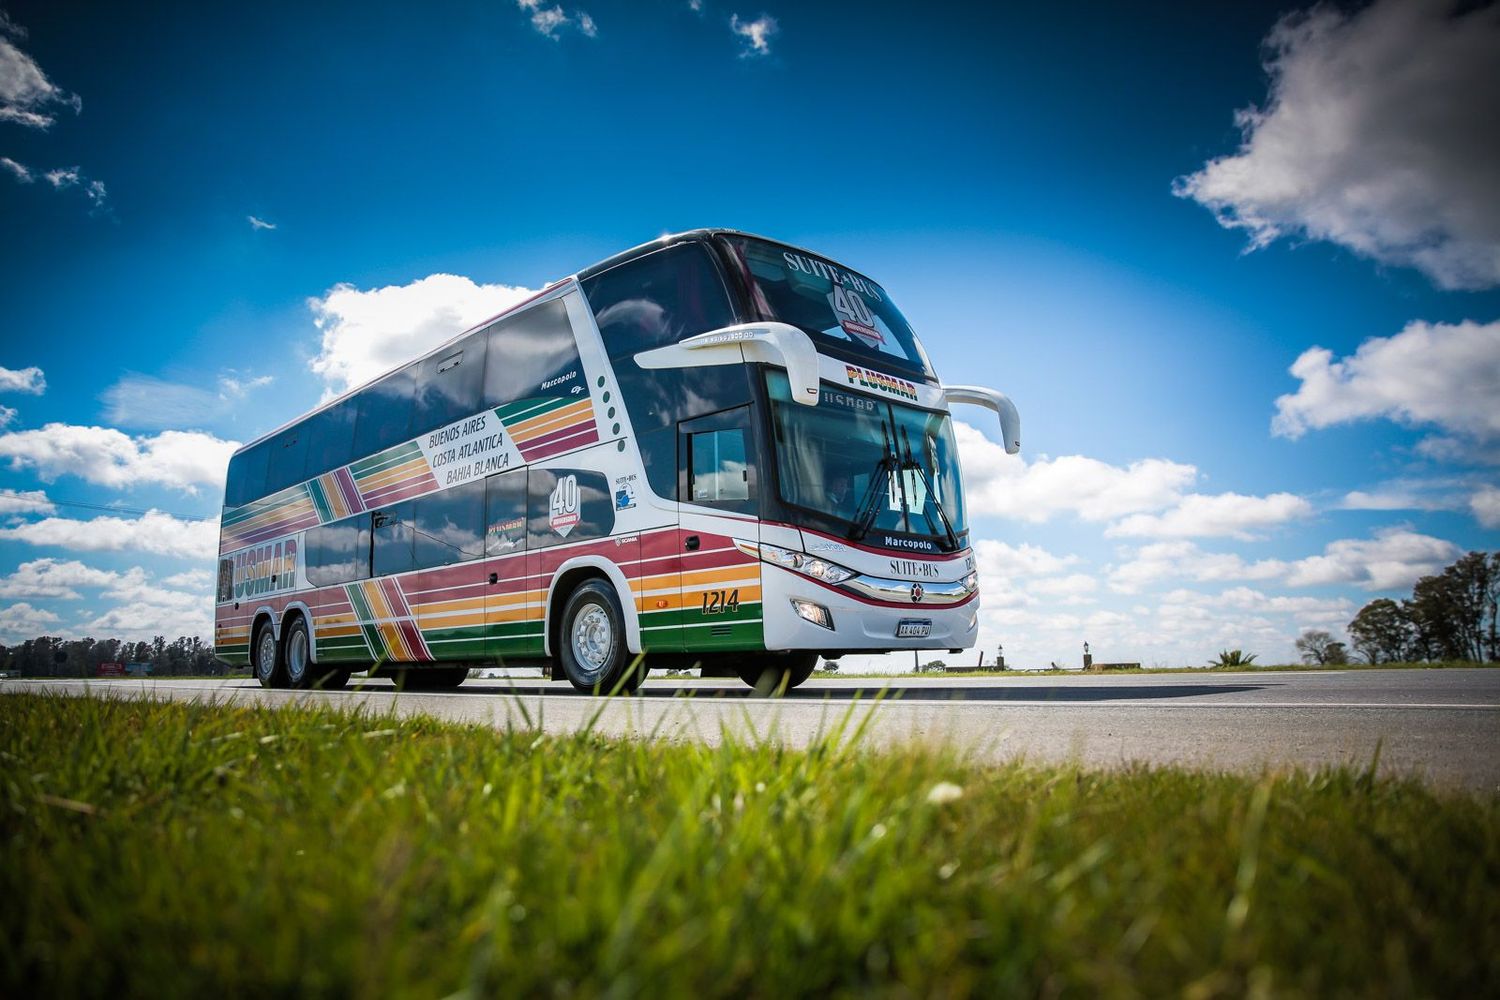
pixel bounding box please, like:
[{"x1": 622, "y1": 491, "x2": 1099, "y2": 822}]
[
  {"x1": 736, "y1": 652, "x2": 817, "y2": 696},
  {"x1": 559, "y1": 580, "x2": 645, "y2": 694},
  {"x1": 254, "y1": 620, "x2": 285, "y2": 689}
]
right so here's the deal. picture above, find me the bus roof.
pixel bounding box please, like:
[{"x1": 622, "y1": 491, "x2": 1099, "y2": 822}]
[{"x1": 231, "y1": 229, "x2": 859, "y2": 457}]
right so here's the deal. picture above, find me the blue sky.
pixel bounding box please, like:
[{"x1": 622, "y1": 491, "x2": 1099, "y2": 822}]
[{"x1": 0, "y1": 0, "x2": 1496, "y2": 665}]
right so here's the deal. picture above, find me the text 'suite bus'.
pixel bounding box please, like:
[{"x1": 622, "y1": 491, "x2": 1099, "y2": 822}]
[{"x1": 215, "y1": 230, "x2": 1020, "y2": 693}]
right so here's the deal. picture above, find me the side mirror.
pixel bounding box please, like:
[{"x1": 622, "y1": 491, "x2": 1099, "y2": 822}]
[
  {"x1": 634, "y1": 322, "x2": 822, "y2": 406},
  {"x1": 943, "y1": 385, "x2": 1021, "y2": 454}
]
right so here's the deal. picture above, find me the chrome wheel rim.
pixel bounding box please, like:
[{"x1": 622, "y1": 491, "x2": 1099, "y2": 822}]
[
  {"x1": 256, "y1": 628, "x2": 277, "y2": 680},
  {"x1": 286, "y1": 628, "x2": 308, "y2": 683},
  {"x1": 571, "y1": 604, "x2": 613, "y2": 676}
]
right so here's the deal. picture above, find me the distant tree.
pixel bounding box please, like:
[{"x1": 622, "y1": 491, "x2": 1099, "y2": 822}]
[
  {"x1": 1295, "y1": 630, "x2": 1347, "y2": 666},
  {"x1": 1489, "y1": 553, "x2": 1500, "y2": 662},
  {"x1": 1440, "y1": 552, "x2": 1492, "y2": 662},
  {"x1": 918, "y1": 659, "x2": 946, "y2": 673},
  {"x1": 1208, "y1": 649, "x2": 1257, "y2": 668},
  {"x1": 1347, "y1": 599, "x2": 1413, "y2": 664},
  {"x1": 820, "y1": 658, "x2": 839, "y2": 674},
  {"x1": 1406, "y1": 574, "x2": 1464, "y2": 661}
]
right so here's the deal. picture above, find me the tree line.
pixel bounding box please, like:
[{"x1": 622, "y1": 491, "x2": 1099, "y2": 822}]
[
  {"x1": 1341, "y1": 551, "x2": 1499, "y2": 664},
  {"x1": 0, "y1": 635, "x2": 232, "y2": 678}
]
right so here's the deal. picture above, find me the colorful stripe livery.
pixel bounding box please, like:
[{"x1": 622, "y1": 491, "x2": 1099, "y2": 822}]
[
  {"x1": 497, "y1": 395, "x2": 600, "y2": 463},
  {"x1": 219, "y1": 392, "x2": 600, "y2": 556},
  {"x1": 344, "y1": 579, "x2": 432, "y2": 663},
  {"x1": 214, "y1": 527, "x2": 765, "y2": 667},
  {"x1": 219, "y1": 484, "x2": 321, "y2": 553}
]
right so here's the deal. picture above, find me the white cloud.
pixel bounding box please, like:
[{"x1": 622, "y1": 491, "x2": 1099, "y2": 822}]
[
  {"x1": 101, "y1": 372, "x2": 272, "y2": 430},
  {"x1": 0, "y1": 487, "x2": 54, "y2": 515},
  {"x1": 0, "y1": 154, "x2": 30, "y2": 181},
  {"x1": 0, "y1": 510, "x2": 220, "y2": 560},
  {"x1": 0, "y1": 365, "x2": 45, "y2": 394},
  {"x1": 0, "y1": 558, "x2": 119, "y2": 599},
  {"x1": 956, "y1": 421, "x2": 1197, "y2": 524},
  {"x1": 161, "y1": 568, "x2": 213, "y2": 591},
  {"x1": 0, "y1": 404, "x2": 14, "y2": 428},
  {"x1": 1468, "y1": 485, "x2": 1500, "y2": 529},
  {"x1": 1110, "y1": 526, "x2": 1460, "y2": 596},
  {"x1": 1109, "y1": 540, "x2": 1286, "y2": 594},
  {"x1": 1282, "y1": 526, "x2": 1460, "y2": 591},
  {"x1": 1174, "y1": 0, "x2": 1500, "y2": 290},
  {"x1": 730, "y1": 13, "x2": 777, "y2": 56},
  {"x1": 0, "y1": 601, "x2": 61, "y2": 641},
  {"x1": 0, "y1": 29, "x2": 81, "y2": 130},
  {"x1": 41, "y1": 165, "x2": 106, "y2": 209},
  {"x1": 308, "y1": 273, "x2": 536, "y2": 395},
  {"x1": 973, "y1": 538, "x2": 1077, "y2": 577},
  {"x1": 515, "y1": 0, "x2": 596, "y2": 39},
  {"x1": 0, "y1": 423, "x2": 238, "y2": 493},
  {"x1": 689, "y1": 0, "x2": 704, "y2": 11},
  {"x1": 1107, "y1": 491, "x2": 1311, "y2": 540},
  {"x1": 82, "y1": 598, "x2": 213, "y2": 642},
  {"x1": 1273, "y1": 320, "x2": 1500, "y2": 442},
  {"x1": 247, "y1": 215, "x2": 276, "y2": 230}
]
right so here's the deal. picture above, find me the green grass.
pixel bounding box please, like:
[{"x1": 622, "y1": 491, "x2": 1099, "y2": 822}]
[{"x1": 2, "y1": 693, "x2": 1496, "y2": 997}]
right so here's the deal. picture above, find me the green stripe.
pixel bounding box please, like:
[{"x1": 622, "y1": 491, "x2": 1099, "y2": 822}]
[
  {"x1": 222, "y1": 484, "x2": 312, "y2": 528},
  {"x1": 637, "y1": 602, "x2": 764, "y2": 630},
  {"x1": 306, "y1": 478, "x2": 334, "y2": 522},
  {"x1": 494, "y1": 395, "x2": 570, "y2": 424},
  {"x1": 350, "y1": 441, "x2": 421, "y2": 477},
  {"x1": 343, "y1": 585, "x2": 386, "y2": 660}
]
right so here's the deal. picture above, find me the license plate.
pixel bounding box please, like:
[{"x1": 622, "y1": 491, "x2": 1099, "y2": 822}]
[{"x1": 896, "y1": 619, "x2": 932, "y2": 638}]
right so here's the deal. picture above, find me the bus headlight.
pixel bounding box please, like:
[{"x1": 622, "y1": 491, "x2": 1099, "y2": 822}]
[
  {"x1": 756, "y1": 542, "x2": 856, "y2": 585},
  {"x1": 962, "y1": 571, "x2": 978, "y2": 592}
]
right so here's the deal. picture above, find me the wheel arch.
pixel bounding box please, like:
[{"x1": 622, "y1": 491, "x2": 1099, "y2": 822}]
[
  {"x1": 543, "y1": 557, "x2": 640, "y2": 658},
  {"x1": 278, "y1": 601, "x2": 318, "y2": 663}
]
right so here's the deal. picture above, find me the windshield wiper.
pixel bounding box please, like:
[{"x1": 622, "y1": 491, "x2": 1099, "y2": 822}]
[
  {"x1": 848, "y1": 419, "x2": 900, "y2": 543},
  {"x1": 898, "y1": 426, "x2": 960, "y2": 552}
]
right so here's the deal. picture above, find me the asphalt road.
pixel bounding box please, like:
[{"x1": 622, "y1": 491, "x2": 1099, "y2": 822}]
[{"x1": 6, "y1": 668, "x2": 1498, "y2": 791}]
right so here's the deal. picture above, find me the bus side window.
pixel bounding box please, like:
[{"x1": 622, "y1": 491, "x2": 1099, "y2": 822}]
[
  {"x1": 371, "y1": 502, "x2": 416, "y2": 578},
  {"x1": 353, "y1": 366, "x2": 417, "y2": 460},
  {"x1": 413, "y1": 478, "x2": 486, "y2": 570},
  {"x1": 225, "y1": 439, "x2": 270, "y2": 508},
  {"x1": 581, "y1": 242, "x2": 746, "y2": 501},
  {"x1": 688, "y1": 428, "x2": 751, "y2": 503},
  {"x1": 266, "y1": 427, "x2": 308, "y2": 496},
  {"x1": 216, "y1": 559, "x2": 234, "y2": 602},
  {"x1": 412, "y1": 329, "x2": 487, "y2": 437},
  {"x1": 484, "y1": 468, "x2": 527, "y2": 557},
  {"x1": 301, "y1": 398, "x2": 358, "y2": 482},
  {"x1": 481, "y1": 299, "x2": 580, "y2": 409},
  {"x1": 306, "y1": 517, "x2": 370, "y2": 587}
]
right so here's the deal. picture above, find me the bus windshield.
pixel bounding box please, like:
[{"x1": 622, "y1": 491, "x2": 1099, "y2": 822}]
[
  {"x1": 765, "y1": 371, "x2": 967, "y2": 545},
  {"x1": 722, "y1": 235, "x2": 935, "y2": 378}
]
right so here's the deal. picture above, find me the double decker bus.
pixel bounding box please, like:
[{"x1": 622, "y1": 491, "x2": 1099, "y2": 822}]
[{"x1": 214, "y1": 230, "x2": 1020, "y2": 693}]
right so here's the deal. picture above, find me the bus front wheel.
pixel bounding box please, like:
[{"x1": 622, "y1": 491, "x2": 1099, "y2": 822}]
[
  {"x1": 736, "y1": 652, "x2": 817, "y2": 696},
  {"x1": 559, "y1": 580, "x2": 645, "y2": 694}
]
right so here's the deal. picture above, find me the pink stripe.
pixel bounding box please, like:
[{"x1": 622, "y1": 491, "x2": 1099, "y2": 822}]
[
  {"x1": 522, "y1": 426, "x2": 599, "y2": 461},
  {"x1": 335, "y1": 467, "x2": 365, "y2": 513},
  {"x1": 360, "y1": 476, "x2": 438, "y2": 507}
]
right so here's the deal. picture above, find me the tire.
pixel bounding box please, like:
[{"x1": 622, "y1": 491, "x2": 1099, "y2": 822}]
[
  {"x1": 253, "y1": 619, "x2": 285, "y2": 689},
  {"x1": 735, "y1": 652, "x2": 817, "y2": 697},
  {"x1": 393, "y1": 666, "x2": 468, "y2": 691},
  {"x1": 558, "y1": 580, "x2": 646, "y2": 694},
  {"x1": 283, "y1": 616, "x2": 313, "y2": 689}
]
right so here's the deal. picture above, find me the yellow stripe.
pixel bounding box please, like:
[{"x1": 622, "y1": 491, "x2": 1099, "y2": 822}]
[
  {"x1": 358, "y1": 457, "x2": 431, "y2": 492},
  {"x1": 509, "y1": 399, "x2": 593, "y2": 441}
]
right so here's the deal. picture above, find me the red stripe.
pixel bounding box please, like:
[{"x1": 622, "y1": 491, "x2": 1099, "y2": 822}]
[
  {"x1": 520, "y1": 424, "x2": 598, "y2": 460},
  {"x1": 360, "y1": 476, "x2": 438, "y2": 507},
  {"x1": 397, "y1": 619, "x2": 431, "y2": 661}
]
